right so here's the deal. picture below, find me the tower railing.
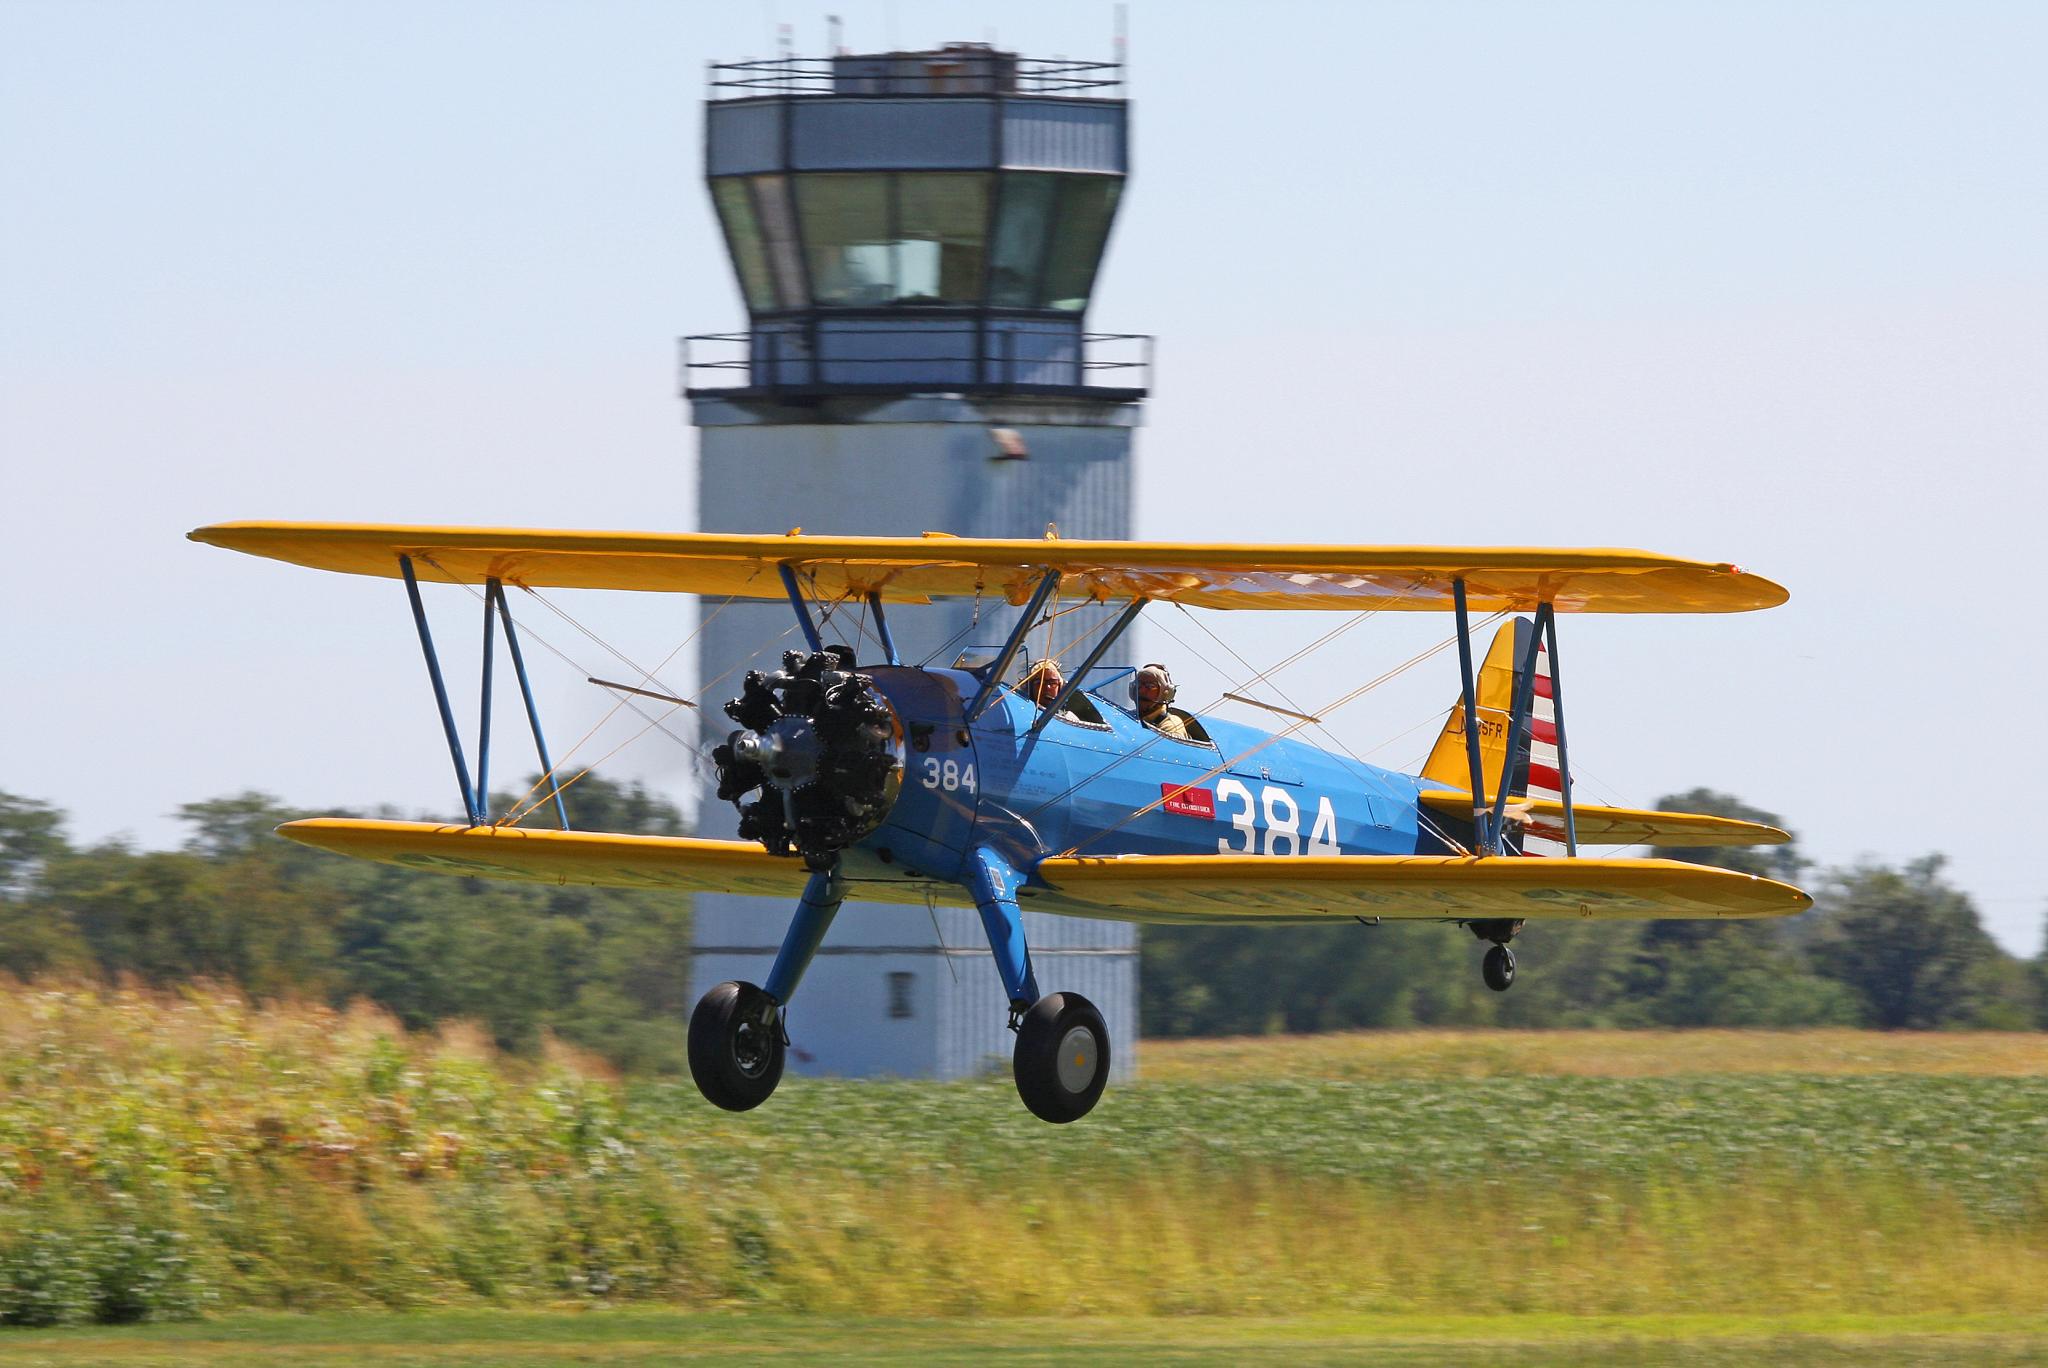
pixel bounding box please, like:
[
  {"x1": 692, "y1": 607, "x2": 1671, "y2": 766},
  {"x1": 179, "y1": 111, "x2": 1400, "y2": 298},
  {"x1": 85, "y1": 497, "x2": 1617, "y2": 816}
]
[
  {"x1": 680, "y1": 328, "x2": 1152, "y2": 398},
  {"x1": 708, "y1": 54, "x2": 1122, "y2": 99}
]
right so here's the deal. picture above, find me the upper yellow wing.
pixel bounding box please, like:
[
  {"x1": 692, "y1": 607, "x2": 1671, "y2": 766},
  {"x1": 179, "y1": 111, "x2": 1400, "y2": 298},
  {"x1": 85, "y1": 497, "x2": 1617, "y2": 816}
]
[
  {"x1": 1024, "y1": 854, "x2": 1811, "y2": 924},
  {"x1": 1417, "y1": 793, "x2": 1793, "y2": 848},
  {"x1": 191, "y1": 522, "x2": 1787, "y2": 613}
]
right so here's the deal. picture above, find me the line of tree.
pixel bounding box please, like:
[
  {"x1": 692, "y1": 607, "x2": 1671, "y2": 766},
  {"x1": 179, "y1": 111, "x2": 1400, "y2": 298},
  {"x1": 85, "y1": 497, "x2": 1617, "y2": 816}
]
[
  {"x1": 0, "y1": 778, "x2": 697, "y2": 1072},
  {"x1": 3, "y1": 783, "x2": 2043, "y2": 1067}
]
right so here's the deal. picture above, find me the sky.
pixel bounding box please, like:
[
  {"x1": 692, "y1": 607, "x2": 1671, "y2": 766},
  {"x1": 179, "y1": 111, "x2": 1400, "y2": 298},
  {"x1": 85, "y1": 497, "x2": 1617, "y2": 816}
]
[{"x1": 3, "y1": 1, "x2": 2044, "y2": 953}]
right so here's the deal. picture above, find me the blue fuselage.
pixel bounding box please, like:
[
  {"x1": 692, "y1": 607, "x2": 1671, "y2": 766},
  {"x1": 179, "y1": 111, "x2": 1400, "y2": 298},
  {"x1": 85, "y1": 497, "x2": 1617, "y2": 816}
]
[{"x1": 850, "y1": 667, "x2": 1454, "y2": 892}]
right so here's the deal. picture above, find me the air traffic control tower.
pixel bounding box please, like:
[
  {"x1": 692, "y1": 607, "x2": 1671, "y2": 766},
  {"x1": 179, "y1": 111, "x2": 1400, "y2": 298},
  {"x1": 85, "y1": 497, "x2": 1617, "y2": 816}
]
[{"x1": 682, "y1": 45, "x2": 1145, "y2": 1079}]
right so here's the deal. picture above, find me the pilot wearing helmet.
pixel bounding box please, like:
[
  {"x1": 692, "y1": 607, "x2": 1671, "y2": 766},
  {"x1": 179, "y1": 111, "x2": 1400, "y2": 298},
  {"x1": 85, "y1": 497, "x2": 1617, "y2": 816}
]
[{"x1": 1131, "y1": 663, "x2": 1188, "y2": 740}]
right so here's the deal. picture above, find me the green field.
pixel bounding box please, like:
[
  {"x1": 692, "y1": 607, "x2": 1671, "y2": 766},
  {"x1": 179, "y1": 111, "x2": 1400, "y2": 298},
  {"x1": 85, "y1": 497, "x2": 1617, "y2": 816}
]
[
  {"x1": 4, "y1": 986, "x2": 2046, "y2": 1361},
  {"x1": 6, "y1": 1310, "x2": 2048, "y2": 1366}
]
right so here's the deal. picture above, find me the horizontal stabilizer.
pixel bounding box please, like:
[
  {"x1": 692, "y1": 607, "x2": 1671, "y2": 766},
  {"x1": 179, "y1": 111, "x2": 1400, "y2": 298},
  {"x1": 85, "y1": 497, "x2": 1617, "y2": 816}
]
[
  {"x1": 191, "y1": 523, "x2": 1787, "y2": 614},
  {"x1": 1417, "y1": 793, "x2": 1792, "y2": 848},
  {"x1": 1026, "y1": 853, "x2": 1810, "y2": 924}
]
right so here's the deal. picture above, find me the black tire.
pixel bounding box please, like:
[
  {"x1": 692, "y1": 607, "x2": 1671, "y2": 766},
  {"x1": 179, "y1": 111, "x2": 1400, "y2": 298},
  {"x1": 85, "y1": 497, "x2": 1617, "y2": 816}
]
[
  {"x1": 689, "y1": 981, "x2": 784, "y2": 1111},
  {"x1": 1013, "y1": 991, "x2": 1111, "y2": 1124},
  {"x1": 1483, "y1": 943, "x2": 1516, "y2": 993}
]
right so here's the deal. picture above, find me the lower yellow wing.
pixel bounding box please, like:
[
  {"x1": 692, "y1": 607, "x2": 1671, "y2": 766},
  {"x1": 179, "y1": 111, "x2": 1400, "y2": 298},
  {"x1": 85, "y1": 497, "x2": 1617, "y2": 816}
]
[
  {"x1": 1417, "y1": 793, "x2": 1792, "y2": 847},
  {"x1": 280, "y1": 819, "x2": 815, "y2": 892},
  {"x1": 283, "y1": 821, "x2": 1811, "y2": 927},
  {"x1": 1024, "y1": 854, "x2": 1810, "y2": 924}
]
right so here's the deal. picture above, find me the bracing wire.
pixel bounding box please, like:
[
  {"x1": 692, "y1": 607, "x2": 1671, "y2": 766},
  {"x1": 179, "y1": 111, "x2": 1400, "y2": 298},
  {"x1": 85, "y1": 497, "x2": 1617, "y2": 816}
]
[
  {"x1": 516, "y1": 581, "x2": 693, "y2": 702},
  {"x1": 493, "y1": 591, "x2": 732, "y2": 824},
  {"x1": 1053, "y1": 616, "x2": 1506, "y2": 857},
  {"x1": 1155, "y1": 605, "x2": 1475, "y2": 857},
  {"x1": 413, "y1": 559, "x2": 723, "y2": 817},
  {"x1": 924, "y1": 887, "x2": 959, "y2": 986},
  {"x1": 917, "y1": 584, "x2": 986, "y2": 668},
  {"x1": 414, "y1": 562, "x2": 820, "y2": 829},
  {"x1": 1013, "y1": 603, "x2": 1489, "y2": 835},
  {"x1": 505, "y1": 611, "x2": 814, "y2": 828}
]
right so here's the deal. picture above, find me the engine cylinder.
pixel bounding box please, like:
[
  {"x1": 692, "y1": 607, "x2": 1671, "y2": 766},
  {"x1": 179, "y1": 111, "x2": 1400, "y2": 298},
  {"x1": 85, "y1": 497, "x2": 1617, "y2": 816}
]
[{"x1": 711, "y1": 649, "x2": 904, "y2": 868}]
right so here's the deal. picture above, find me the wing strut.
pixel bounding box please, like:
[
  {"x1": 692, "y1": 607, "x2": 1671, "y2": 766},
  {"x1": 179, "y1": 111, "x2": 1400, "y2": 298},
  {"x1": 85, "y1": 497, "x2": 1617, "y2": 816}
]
[
  {"x1": 1488, "y1": 602, "x2": 1552, "y2": 853},
  {"x1": 396, "y1": 557, "x2": 571, "y2": 830},
  {"x1": 968, "y1": 569, "x2": 1063, "y2": 721},
  {"x1": 493, "y1": 580, "x2": 572, "y2": 831},
  {"x1": 1541, "y1": 609, "x2": 1579, "y2": 855},
  {"x1": 778, "y1": 564, "x2": 825, "y2": 653},
  {"x1": 1029, "y1": 597, "x2": 1147, "y2": 734},
  {"x1": 1450, "y1": 578, "x2": 1491, "y2": 849},
  {"x1": 866, "y1": 591, "x2": 901, "y2": 666},
  {"x1": 402, "y1": 554, "x2": 482, "y2": 825}
]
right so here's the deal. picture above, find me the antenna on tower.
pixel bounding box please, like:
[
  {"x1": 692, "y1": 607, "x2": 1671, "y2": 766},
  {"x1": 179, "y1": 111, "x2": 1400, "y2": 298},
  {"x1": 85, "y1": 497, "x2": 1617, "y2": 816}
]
[
  {"x1": 1114, "y1": 3, "x2": 1129, "y2": 95},
  {"x1": 827, "y1": 13, "x2": 843, "y2": 56}
]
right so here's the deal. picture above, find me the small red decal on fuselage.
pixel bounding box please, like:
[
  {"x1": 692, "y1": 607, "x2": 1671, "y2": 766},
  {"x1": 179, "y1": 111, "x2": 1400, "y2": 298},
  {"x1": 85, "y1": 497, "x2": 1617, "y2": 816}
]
[{"x1": 1161, "y1": 783, "x2": 1215, "y2": 818}]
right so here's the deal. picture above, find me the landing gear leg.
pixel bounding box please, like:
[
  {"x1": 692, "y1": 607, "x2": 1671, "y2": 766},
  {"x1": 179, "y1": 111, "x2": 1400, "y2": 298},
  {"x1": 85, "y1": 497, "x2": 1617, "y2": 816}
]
[
  {"x1": 1469, "y1": 917, "x2": 1525, "y2": 994},
  {"x1": 689, "y1": 861, "x2": 844, "y2": 1111},
  {"x1": 964, "y1": 847, "x2": 1041, "y2": 1019},
  {"x1": 965, "y1": 847, "x2": 1112, "y2": 1124}
]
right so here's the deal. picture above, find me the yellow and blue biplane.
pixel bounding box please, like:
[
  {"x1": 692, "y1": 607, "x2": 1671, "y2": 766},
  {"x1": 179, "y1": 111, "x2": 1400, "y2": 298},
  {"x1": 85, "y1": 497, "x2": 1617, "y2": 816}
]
[{"x1": 191, "y1": 523, "x2": 1809, "y2": 1123}]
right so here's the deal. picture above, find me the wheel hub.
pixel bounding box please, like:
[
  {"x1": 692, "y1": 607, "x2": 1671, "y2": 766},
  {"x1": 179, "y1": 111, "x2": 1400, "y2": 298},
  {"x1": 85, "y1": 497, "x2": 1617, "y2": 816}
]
[
  {"x1": 1055, "y1": 1025, "x2": 1100, "y2": 1093},
  {"x1": 731, "y1": 1015, "x2": 774, "y2": 1078}
]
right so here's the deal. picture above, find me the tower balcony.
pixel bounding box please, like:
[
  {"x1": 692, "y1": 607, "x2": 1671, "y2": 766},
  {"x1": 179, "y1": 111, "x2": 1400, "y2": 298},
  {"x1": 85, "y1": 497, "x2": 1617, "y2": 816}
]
[
  {"x1": 680, "y1": 321, "x2": 1151, "y2": 401},
  {"x1": 707, "y1": 49, "x2": 1122, "y2": 99}
]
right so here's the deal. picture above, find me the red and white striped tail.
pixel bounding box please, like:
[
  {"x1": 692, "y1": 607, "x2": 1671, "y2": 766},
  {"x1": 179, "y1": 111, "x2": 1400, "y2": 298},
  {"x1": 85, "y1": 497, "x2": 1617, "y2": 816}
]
[{"x1": 1521, "y1": 640, "x2": 1568, "y2": 857}]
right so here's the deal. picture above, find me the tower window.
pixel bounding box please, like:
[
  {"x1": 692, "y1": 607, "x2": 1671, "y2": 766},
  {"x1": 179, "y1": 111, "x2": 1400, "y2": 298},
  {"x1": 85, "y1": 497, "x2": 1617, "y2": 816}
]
[
  {"x1": 887, "y1": 971, "x2": 915, "y2": 1019},
  {"x1": 711, "y1": 179, "x2": 774, "y2": 311},
  {"x1": 795, "y1": 173, "x2": 992, "y2": 306}
]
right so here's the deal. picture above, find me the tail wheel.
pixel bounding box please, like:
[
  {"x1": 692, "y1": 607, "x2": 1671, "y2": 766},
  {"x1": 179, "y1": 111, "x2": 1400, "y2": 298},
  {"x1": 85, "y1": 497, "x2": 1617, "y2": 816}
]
[
  {"x1": 689, "y1": 980, "x2": 784, "y2": 1111},
  {"x1": 1013, "y1": 992, "x2": 1111, "y2": 1124},
  {"x1": 711, "y1": 649, "x2": 903, "y2": 869},
  {"x1": 1483, "y1": 943, "x2": 1517, "y2": 992}
]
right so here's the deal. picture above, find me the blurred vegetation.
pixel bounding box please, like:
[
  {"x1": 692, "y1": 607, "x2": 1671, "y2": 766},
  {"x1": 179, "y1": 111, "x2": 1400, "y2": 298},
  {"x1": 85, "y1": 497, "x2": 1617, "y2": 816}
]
[
  {"x1": 0, "y1": 777, "x2": 693, "y2": 1073},
  {"x1": 1, "y1": 985, "x2": 2044, "y2": 1326},
  {"x1": 0, "y1": 783, "x2": 2041, "y2": 1073}
]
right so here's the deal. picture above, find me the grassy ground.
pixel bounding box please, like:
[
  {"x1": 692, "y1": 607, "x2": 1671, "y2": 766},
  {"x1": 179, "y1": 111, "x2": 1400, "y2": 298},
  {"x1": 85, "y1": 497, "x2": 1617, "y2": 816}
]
[
  {"x1": 1139, "y1": 1026, "x2": 2048, "y2": 1080},
  {"x1": 3, "y1": 986, "x2": 2045, "y2": 1358},
  {"x1": 5, "y1": 1310, "x2": 2048, "y2": 1366}
]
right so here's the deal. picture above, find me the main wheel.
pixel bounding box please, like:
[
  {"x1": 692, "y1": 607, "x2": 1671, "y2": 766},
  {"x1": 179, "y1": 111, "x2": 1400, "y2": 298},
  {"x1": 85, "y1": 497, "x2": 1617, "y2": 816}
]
[
  {"x1": 1483, "y1": 943, "x2": 1517, "y2": 993},
  {"x1": 689, "y1": 980, "x2": 784, "y2": 1111},
  {"x1": 1013, "y1": 992, "x2": 1111, "y2": 1124}
]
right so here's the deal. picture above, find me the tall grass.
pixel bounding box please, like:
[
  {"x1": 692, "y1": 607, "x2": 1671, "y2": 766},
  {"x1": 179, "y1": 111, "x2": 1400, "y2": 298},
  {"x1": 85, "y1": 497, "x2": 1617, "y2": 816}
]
[{"x1": 3, "y1": 984, "x2": 2044, "y2": 1325}]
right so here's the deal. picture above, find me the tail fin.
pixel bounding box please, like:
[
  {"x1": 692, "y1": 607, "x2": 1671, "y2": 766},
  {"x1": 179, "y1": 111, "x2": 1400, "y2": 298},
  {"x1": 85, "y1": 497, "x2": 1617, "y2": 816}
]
[{"x1": 1420, "y1": 618, "x2": 1565, "y2": 854}]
